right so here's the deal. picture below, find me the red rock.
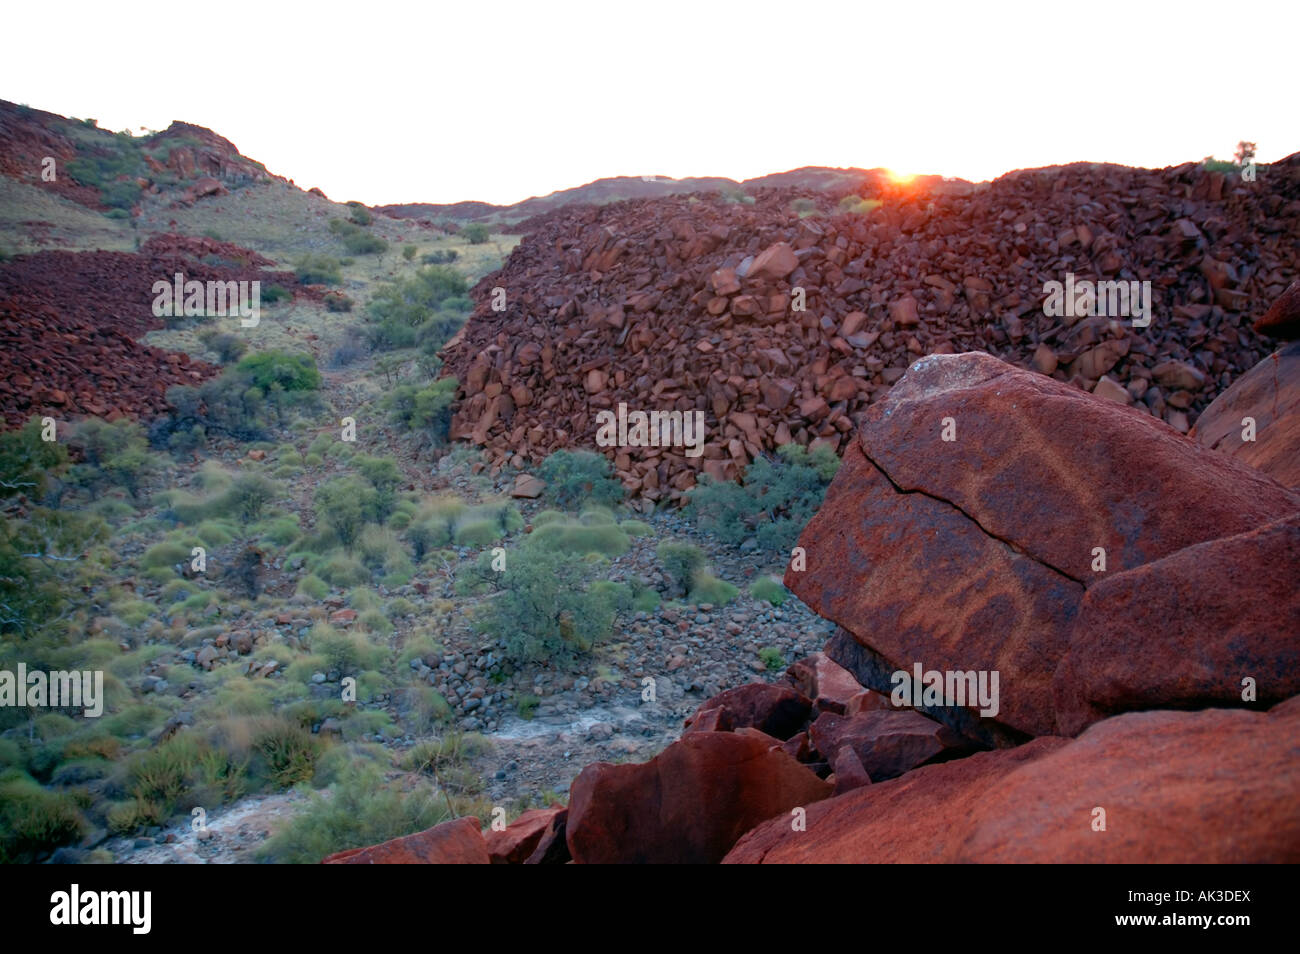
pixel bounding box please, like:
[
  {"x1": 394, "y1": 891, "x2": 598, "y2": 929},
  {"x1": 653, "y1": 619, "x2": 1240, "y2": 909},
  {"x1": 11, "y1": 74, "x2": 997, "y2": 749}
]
[
  {"x1": 1054, "y1": 512, "x2": 1300, "y2": 735},
  {"x1": 787, "y1": 353, "x2": 1299, "y2": 739},
  {"x1": 1091, "y1": 375, "x2": 1130, "y2": 404},
  {"x1": 523, "y1": 809, "x2": 569, "y2": 864},
  {"x1": 747, "y1": 242, "x2": 798, "y2": 281},
  {"x1": 788, "y1": 441, "x2": 1079, "y2": 739},
  {"x1": 484, "y1": 807, "x2": 563, "y2": 864},
  {"x1": 682, "y1": 683, "x2": 812, "y2": 740},
  {"x1": 889, "y1": 295, "x2": 920, "y2": 326},
  {"x1": 1254, "y1": 278, "x2": 1300, "y2": 340},
  {"x1": 322, "y1": 817, "x2": 489, "y2": 864},
  {"x1": 1152, "y1": 359, "x2": 1206, "y2": 391},
  {"x1": 829, "y1": 745, "x2": 873, "y2": 795},
  {"x1": 808, "y1": 708, "x2": 967, "y2": 781},
  {"x1": 510, "y1": 473, "x2": 546, "y2": 498},
  {"x1": 1192, "y1": 341, "x2": 1300, "y2": 488},
  {"x1": 566, "y1": 731, "x2": 831, "y2": 864},
  {"x1": 784, "y1": 652, "x2": 864, "y2": 714},
  {"x1": 726, "y1": 699, "x2": 1300, "y2": 862},
  {"x1": 856, "y1": 352, "x2": 1298, "y2": 582},
  {"x1": 710, "y1": 267, "x2": 741, "y2": 296},
  {"x1": 329, "y1": 608, "x2": 358, "y2": 625},
  {"x1": 725, "y1": 739, "x2": 1064, "y2": 863}
]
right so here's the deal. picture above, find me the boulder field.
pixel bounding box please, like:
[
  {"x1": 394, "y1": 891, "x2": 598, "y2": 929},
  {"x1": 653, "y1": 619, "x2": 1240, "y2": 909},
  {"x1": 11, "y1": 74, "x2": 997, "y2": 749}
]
[
  {"x1": 326, "y1": 338, "x2": 1300, "y2": 864},
  {"x1": 440, "y1": 155, "x2": 1300, "y2": 506},
  {"x1": 0, "y1": 234, "x2": 302, "y2": 427}
]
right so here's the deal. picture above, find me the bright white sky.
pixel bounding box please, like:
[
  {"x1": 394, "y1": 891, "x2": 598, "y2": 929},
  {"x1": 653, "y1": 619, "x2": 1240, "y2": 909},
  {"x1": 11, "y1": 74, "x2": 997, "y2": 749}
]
[{"x1": 2, "y1": 0, "x2": 1293, "y2": 206}]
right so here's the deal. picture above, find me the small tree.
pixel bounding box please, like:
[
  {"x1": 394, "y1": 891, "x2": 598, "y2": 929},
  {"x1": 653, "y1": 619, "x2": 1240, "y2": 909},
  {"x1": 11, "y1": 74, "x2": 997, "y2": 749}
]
[
  {"x1": 538, "y1": 450, "x2": 624, "y2": 510},
  {"x1": 656, "y1": 542, "x2": 705, "y2": 597}
]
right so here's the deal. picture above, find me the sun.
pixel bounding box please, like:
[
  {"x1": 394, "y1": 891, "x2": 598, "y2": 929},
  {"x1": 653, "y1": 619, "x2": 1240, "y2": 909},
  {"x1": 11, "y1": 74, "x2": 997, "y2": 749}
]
[{"x1": 885, "y1": 168, "x2": 916, "y2": 186}]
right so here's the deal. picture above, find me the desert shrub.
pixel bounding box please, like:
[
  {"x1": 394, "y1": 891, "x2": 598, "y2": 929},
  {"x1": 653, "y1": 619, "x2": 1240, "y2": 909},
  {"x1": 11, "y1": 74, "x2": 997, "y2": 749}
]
[
  {"x1": 619, "y1": 519, "x2": 651, "y2": 536},
  {"x1": 159, "y1": 353, "x2": 320, "y2": 445},
  {"x1": 631, "y1": 586, "x2": 661, "y2": 613},
  {"x1": 330, "y1": 217, "x2": 387, "y2": 254},
  {"x1": 195, "y1": 518, "x2": 237, "y2": 546},
  {"x1": 227, "y1": 473, "x2": 280, "y2": 523},
  {"x1": 526, "y1": 521, "x2": 629, "y2": 558},
  {"x1": 401, "y1": 686, "x2": 452, "y2": 732},
  {"x1": 532, "y1": 510, "x2": 564, "y2": 527},
  {"x1": 255, "y1": 765, "x2": 448, "y2": 864},
  {"x1": 688, "y1": 572, "x2": 738, "y2": 605},
  {"x1": 343, "y1": 231, "x2": 387, "y2": 255},
  {"x1": 199, "y1": 329, "x2": 249, "y2": 364},
  {"x1": 294, "y1": 254, "x2": 343, "y2": 286},
  {"x1": 538, "y1": 450, "x2": 624, "y2": 510},
  {"x1": 461, "y1": 223, "x2": 490, "y2": 244},
  {"x1": 123, "y1": 733, "x2": 245, "y2": 821},
  {"x1": 328, "y1": 326, "x2": 367, "y2": 369},
  {"x1": 1201, "y1": 157, "x2": 1239, "y2": 174},
  {"x1": 516, "y1": 694, "x2": 540, "y2": 720},
  {"x1": 356, "y1": 525, "x2": 413, "y2": 582},
  {"x1": 750, "y1": 576, "x2": 789, "y2": 606},
  {"x1": 257, "y1": 515, "x2": 300, "y2": 548},
  {"x1": 387, "y1": 596, "x2": 417, "y2": 617},
  {"x1": 453, "y1": 519, "x2": 500, "y2": 548},
  {"x1": 316, "y1": 554, "x2": 370, "y2": 587},
  {"x1": 383, "y1": 378, "x2": 457, "y2": 446},
  {"x1": 262, "y1": 284, "x2": 292, "y2": 304},
  {"x1": 314, "y1": 476, "x2": 380, "y2": 549},
  {"x1": 140, "y1": 539, "x2": 191, "y2": 570},
  {"x1": 65, "y1": 418, "x2": 156, "y2": 500},
  {"x1": 758, "y1": 647, "x2": 785, "y2": 671},
  {"x1": 657, "y1": 541, "x2": 705, "y2": 597},
  {"x1": 402, "y1": 244, "x2": 417, "y2": 261},
  {"x1": 308, "y1": 625, "x2": 385, "y2": 675},
  {"x1": 346, "y1": 202, "x2": 373, "y2": 226},
  {"x1": 838, "y1": 195, "x2": 882, "y2": 215},
  {"x1": 421, "y1": 249, "x2": 458, "y2": 265},
  {"x1": 0, "y1": 417, "x2": 68, "y2": 501},
  {"x1": 355, "y1": 455, "x2": 402, "y2": 518},
  {"x1": 248, "y1": 718, "x2": 321, "y2": 789},
  {"x1": 791, "y1": 197, "x2": 817, "y2": 216},
  {"x1": 578, "y1": 506, "x2": 615, "y2": 525},
  {"x1": 477, "y1": 548, "x2": 618, "y2": 664},
  {"x1": 324, "y1": 291, "x2": 354, "y2": 313},
  {"x1": 357, "y1": 610, "x2": 392, "y2": 635},
  {"x1": 0, "y1": 506, "x2": 107, "y2": 638},
  {"x1": 453, "y1": 549, "x2": 499, "y2": 597},
  {"x1": 688, "y1": 443, "x2": 839, "y2": 552},
  {"x1": 405, "y1": 519, "x2": 449, "y2": 562},
  {"x1": 235, "y1": 350, "x2": 322, "y2": 392},
  {"x1": 0, "y1": 774, "x2": 85, "y2": 862},
  {"x1": 364, "y1": 266, "x2": 469, "y2": 353}
]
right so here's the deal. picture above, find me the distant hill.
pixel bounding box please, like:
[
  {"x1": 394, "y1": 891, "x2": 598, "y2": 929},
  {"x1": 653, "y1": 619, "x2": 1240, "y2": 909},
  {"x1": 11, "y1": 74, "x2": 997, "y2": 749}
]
[
  {"x1": 375, "y1": 167, "x2": 964, "y2": 226},
  {"x1": 0, "y1": 99, "x2": 974, "y2": 234}
]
